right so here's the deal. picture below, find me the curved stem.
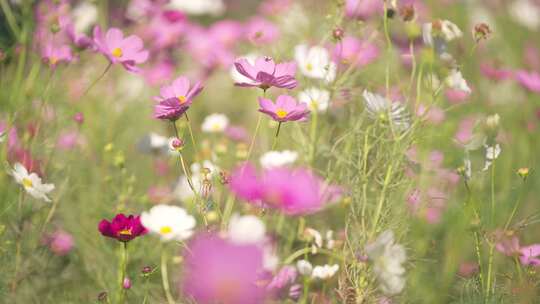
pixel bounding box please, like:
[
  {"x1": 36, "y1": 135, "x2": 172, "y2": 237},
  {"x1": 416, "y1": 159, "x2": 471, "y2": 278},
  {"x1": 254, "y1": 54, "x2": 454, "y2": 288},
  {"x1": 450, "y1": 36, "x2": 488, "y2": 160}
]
[
  {"x1": 161, "y1": 245, "x2": 175, "y2": 304},
  {"x1": 184, "y1": 113, "x2": 199, "y2": 160},
  {"x1": 246, "y1": 113, "x2": 263, "y2": 161},
  {"x1": 82, "y1": 62, "x2": 112, "y2": 97},
  {"x1": 271, "y1": 122, "x2": 282, "y2": 150}
]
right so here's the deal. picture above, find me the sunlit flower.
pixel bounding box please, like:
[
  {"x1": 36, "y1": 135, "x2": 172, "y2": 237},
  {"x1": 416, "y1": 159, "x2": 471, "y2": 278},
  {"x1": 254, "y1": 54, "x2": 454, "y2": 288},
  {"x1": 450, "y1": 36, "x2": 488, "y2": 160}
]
[
  {"x1": 153, "y1": 76, "x2": 204, "y2": 121},
  {"x1": 260, "y1": 150, "x2": 298, "y2": 169},
  {"x1": 311, "y1": 264, "x2": 339, "y2": 280},
  {"x1": 515, "y1": 70, "x2": 540, "y2": 93},
  {"x1": 182, "y1": 234, "x2": 267, "y2": 303},
  {"x1": 294, "y1": 44, "x2": 336, "y2": 82},
  {"x1": 93, "y1": 26, "x2": 149, "y2": 72},
  {"x1": 234, "y1": 56, "x2": 297, "y2": 90},
  {"x1": 298, "y1": 88, "x2": 330, "y2": 112},
  {"x1": 259, "y1": 95, "x2": 310, "y2": 122},
  {"x1": 366, "y1": 230, "x2": 406, "y2": 295},
  {"x1": 296, "y1": 260, "x2": 313, "y2": 276},
  {"x1": 201, "y1": 113, "x2": 229, "y2": 133},
  {"x1": 362, "y1": 90, "x2": 410, "y2": 131},
  {"x1": 445, "y1": 69, "x2": 471, "y2": 94},
  {"x1": 11, "y1": 162, "x2": 55, "y2": 202},
  {"x1": 141, "y1": 204, "x2": 196, "y2": 241},
  {"x1": 228, "y1": 214, "x2": 266, "y2": 245},
  {"x1": 98, "y1": 214, "x2": 147, "y2": 242},
  {"x1": 167, "y1": 0, "x2": 225, "y2": 16}
]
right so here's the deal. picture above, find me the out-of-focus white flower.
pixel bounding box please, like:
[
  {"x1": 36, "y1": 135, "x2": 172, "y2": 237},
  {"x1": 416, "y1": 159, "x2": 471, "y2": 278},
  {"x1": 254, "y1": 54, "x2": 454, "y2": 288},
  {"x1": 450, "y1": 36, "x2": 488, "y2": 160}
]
[
  {"x1": 366, "y1": 230, "x2": 406, "y2": 295},
  {"x1": 72, "y1": 1, "x2": 98, "y2": 33},
  {"x1": 304, "y1": 228, "x2": 323, "y2": 254},
  {"x1": 296, "y1": 259, "x2": 313, "y2": 276},
  {"x1": 231, "y1": 54, "x2": 258, "y2": 84},
  {"x1": 440, "y1": 20, "x2": 463, "y2": 41},
  {"x1": 11, "y1": 163, "x2": 55, "y2": 202},
  {"x1": 295, "y1": 44, "x2": 336, "y2": 82},
  {"x1": 362, "y1": 90, "x2": 410, "y2": 131},
  {"x1": 483, "y1": 144, "x2": 501, "y2": 171},
  {"x1": 201, "y1": 113, "x2": 229, "y2": 133},
  {"x1": 311, "y1": 264, "x2": 339, "y2": 280},
  {"x1": 167, "y1": 0, "x2": 225, "y2": 16},
  {"x1": 445, "y1": 69, "x2": 471, "y2": 93},
  {"x1": 173, "y1": 160, "x2": 218, "y2": 201},
  {"x1": 298, "y1": 87, "x2": 331, "y2": 112},
  {"x1": 326, "y1": 230, "x2": 335, "y2": 249},
  {"x1": 228, "y1": 214, "x2": 266, "y2": 245},
  {"x1": 260, "y1": 150, "x2": 298, "y2": 169},
  {"x1": 263, "y1": 243, "x2": 279, "y2": 271},
  {"x1": 510, "y1": 0, "x2": 540, "y2": 30},
  {"x1": 137, "y1": 132, "x2": 169, "y2": 154},
  {"x1": 486, "y1": 114, "x2": 500, "y2": 130},
  {"x1": 141, "y1": 204, "x2": 196, "y2": 241}
]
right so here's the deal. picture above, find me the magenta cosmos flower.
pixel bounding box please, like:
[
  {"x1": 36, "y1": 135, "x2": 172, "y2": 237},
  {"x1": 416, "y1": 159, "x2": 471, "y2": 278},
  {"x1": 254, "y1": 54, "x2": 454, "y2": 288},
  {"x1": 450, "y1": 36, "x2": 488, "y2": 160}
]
[
  {"x1": 234, "y1": 57, "x2": 297, "y2": 90},
  {"x1": 259, "y1": 95, "x2": 309, "y2": 122},
  {"x1": 229, "y1": 164, "x2": 342, "y2": 215},
  {"x1": 515, "y1": 70, "x2": 540, "y2": 93},
  {"x1": 182, "y1": 234, "x2": 267, "y2": 304},
  {"x1": 153, "y1": 76, "x2": 204, "y2": 121},
  {"x1": 98, "y1": 213, "x2": 147, "y2": 242},
  {"x1": 93, "y1": 26, "x2": 149, "y2": 72}
]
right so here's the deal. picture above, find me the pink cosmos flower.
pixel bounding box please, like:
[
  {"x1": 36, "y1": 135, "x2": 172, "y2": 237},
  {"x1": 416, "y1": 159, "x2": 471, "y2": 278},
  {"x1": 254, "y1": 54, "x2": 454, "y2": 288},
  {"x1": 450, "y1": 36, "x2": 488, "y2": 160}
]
[
  {"x1": 225, "y1": 125, "x2": 249, "y2": 142},
  {"x1": 44, "y1": 229, "x2": 74, "y2": 256},
  {"x1": 41, "y1": 42, "x2": 73, "y2": 68},
  {"x1": 445, "y1": 88, "x2": 470, "y2": 104},
  {"x1": 98, "y1": 214, "x2": 147, "y2": 242},
  {"x1": 494, "y1": 230, "x2": 521, "y2": 257},
  {"x1": 144, "y1": 59, "x2": 175, "y2": 86},
  {"x1": 333, "y1": 36, "x2": 379, "y2": 67},
  {"x1": 93, "y1": 26, "x2": 149, "y2": 72},
  {"x1": 519, "y1": 244, "x2": 540, "y2": 266},
  {"x1": 153, "y1": 76, "x2": 203, "y2": 121},
  {"x1": 182, "y1": 234, "x2": 267, "y2": 304},
  {"x1": 229, "y1": 164, "x2": 342, "y2": 215},
  {"x1": 345, "y1": 0, "x2": 383, "y2": 20},
  {"x1": 209, "y1": 20, "x2": 244, "y2": 47},
  {"x1": 515, "y1": 70, "x2": 540, "y2": 93},
  {"x1": 185, "y1": 25, "x2": 234, "y2": 69},
  {"x1": 258, "y1": 95, "x2": 310, "y2": 122},
  {"x1": 245, "y1": 17, "x2": 280, "y2": 45},
  {"x1": 479, "y1": 62, "x2": 513, "y2": 81},
  {"x1": 234, "y1": 56, "x2": 297, "y2": 90}
]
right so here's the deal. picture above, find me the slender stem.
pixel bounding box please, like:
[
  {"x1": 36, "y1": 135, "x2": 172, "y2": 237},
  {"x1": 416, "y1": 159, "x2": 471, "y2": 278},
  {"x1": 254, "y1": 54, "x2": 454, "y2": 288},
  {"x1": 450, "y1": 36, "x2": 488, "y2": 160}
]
[
  {"x1": 308, "y1": 110, "x2": 318, "y2": 164},
  {"x1": 82, "y1": 62, "x2": 112, "y2": 97},
  {"x1": 184, "y1": 113, "x2": 199, "y2": 159},
  {"x1": 271, "y1": 122, "x2": 282, "y2": 150},
  {"x1": 0, "y1": 0, "x2": 20, "y2": 38},
  {"x1": 370, "y1": 162, "x2": 394, "y2": 238},
  {"x1": 161, "y1": 245, "x2": 175, "y2": 304},
  {"x1": 382, "y1": 1, "x2": 393, "y2": 96},
  {"x1": 220, "y1": 194, "x2": 236, "y2": 230},
  {"x1": 118, "y1": 242, "x2": 128, "y2": 304},
  {"x1": 246, "y1": 113, "x2": 263, "y2": 161},
  {"x1": 504, "y1": 183, "x2": 526, "y2": 230}
]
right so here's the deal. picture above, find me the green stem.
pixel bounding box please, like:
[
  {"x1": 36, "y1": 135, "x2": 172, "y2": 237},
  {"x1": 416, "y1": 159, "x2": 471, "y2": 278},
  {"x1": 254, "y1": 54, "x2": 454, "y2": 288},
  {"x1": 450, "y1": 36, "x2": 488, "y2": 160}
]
[
  {"x1": 246, "y1": 113, "x2": 263, "y2": 161},
  {"x1": 184, "y1": 113, "x2": 199, "y2": 160},
  {"x1": 271, "y1": 122, "x2": 282, "y2": 150},
  {"x1": 220, "y1": 194, "x2": 236, "y2": 230},
  {"x1": 504, "y1": 183, "x2": 526, "y2": 230},
  {"x1": 308, "y1": 110, "x2": 318, "y2": 164},
  {"x1": 0, "y1": 0, "x2": 20, "y2": 38},
  {"x1": 161, "y1": 245, "x2": 175, "y2": 304},
  {"x1": 82, "y1": 62, "x2": 112, "y2": 97},
  {"x1": 370, "y1": 162, "x2": 394, "y2": 238},
  {"x1": 118, "y1": 242, "x2": 128, "y2": 304}
]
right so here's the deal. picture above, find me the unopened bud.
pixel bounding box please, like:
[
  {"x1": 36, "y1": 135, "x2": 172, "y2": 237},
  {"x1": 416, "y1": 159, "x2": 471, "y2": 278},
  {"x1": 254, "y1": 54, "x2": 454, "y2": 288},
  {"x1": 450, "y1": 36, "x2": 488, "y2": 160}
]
[
  {"x1": 141, "y1": 265, "x2": 154, "y2": 276},
  {"x1": 123, "y1": 277, "x2": 131, "y2": 289},
  {"x1": 485, "y1": 113, "x2": 500, "y2": 130},
  {"x1": 517, "y1": 168, "x2": 529, "y2": 181},
  {"x1": 400, "y1": 4, "x2": 415, "y2": 22},
  {"x1": 473, "y1": 23, "x2": 491, "y2": 42},
  {"x1": 332, "y1": 27, "x2": 344, "y2": 41},
  {"x1": 171, "y1": 137, "x2": 184, "y2": 150},
  {"x1": 73, "y1": 112, "x2": 84, "y2": 125}
]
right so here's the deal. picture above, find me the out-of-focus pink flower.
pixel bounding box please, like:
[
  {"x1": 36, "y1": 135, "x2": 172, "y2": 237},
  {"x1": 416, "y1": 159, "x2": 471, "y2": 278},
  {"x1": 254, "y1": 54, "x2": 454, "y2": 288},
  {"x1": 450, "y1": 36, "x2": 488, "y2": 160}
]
[
  {"x1": 141, "y1": 11, "x2": 186, "y2": 51},
  {"x1": 229, "y1": 164, "x2": 342, "y2": 215},
  {"x1": 479, "y1": 62, "x2": 513, "y2": 81},
  {"x1": 345, "y1": 0, "x2": 382, "y2": 20},
  {"x1": 225, "y1": 125, "x2": 249, "y2": 142},
  {"x1": 153, "y1": 159, "x2": 170, "y2": 177},
  {"x1": 515, "y1": 70, "x2": 540, "y2": 93},
  {"x1": 266, "y1": 266, "x2": 297, "y2": 294},
  {"x1": 494, "y1": 230, "x2": 521, "y2": 257},
  {"x1": 98, "y1": 214, "x2": 147, "y2": 242},
  {"x1": 41, "y1": 42, "x2": 73, "y2": 68},
  {"x1": 45, "y1": 229, "x2": 74, "y2": 256},
  {"x1": 144, "y1": 59, "x2": 175, "y2": 86},
  {"x1": 123, "y1": 277, "x2": 132, "y2": 289},
  {"x1": 185, "y1": 24, "x2": 234, "y2": 69},
  {"x1": 182, "y1": 234, "x2": 267, "y2": 304},
  {"x1": 93, "y1": 26, "x2": 149, "y2": 72},
  {"x1": 258, "y1": 0, "x2": 293, "y2": 15},
  {"x1": 524, "y1": 43, "x2": 540, "y2": 71},
  {"x1": 153, "y1": 76, "x2": 203, "y2": 121},
  {"x1": 445, "y1": 88, "x2": 470, "y2": 104},
  {"x1": 458, "y1": 262, "x2": 479, "y2": 277},
  {"x1": 333, "y1": 36, "x2": 379, "y2": 67},
  {"x1": 234, "y1": 57, "x2": 297, "y2": 90},
  {"x1": 454, "y1": 117, "x2": 475, "y2": 145},
  {"x1": 147, "y1": 185, "x2": 172, "y2": 204},
  {"x1": 56, "y1": 130, "x2": 84, "y2": 150},
  {"x1": 245, "y1": 17, "x2": 279, "y2": 45},
  {"x1": 58, "y1": 16, "x2": 94, "y2": 49},
  {"x1": 73, "y1": 112, "x2": 84, "y2": 125},
  {"x1": 209, "y1": 20, "x2": 244, "y2": 47},
  {"x1": 259, "y1": 95, "x2": 310, "y2": 122},
  {"x1": 417, "y1": 104, "x2": 445, "y2": 125},
  {"x1": 519, "y1": 244, "x2": 540, "y2": 266}
]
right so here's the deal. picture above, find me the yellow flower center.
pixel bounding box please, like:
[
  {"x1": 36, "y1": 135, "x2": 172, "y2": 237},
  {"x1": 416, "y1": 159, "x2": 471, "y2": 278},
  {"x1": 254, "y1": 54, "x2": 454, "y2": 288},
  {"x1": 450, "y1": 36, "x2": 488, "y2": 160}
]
[
  {"x1": 306, "y1": 63, "x2": 313, "y2": 71},
  {"x1": 276, "y1": 109, "x2": 288, "y2": 118},
  {"x1": 112, "y1": 47, "x2": 123, "y2": 58},
  {"x1": 177, "y1": 95, "x2": 187, "y2": 104},
  {"x1": 310, "y1": 100, "x2": 318, "y2": 110},
  {"x1": 119, "y1": 229, "x2": 132, "y2": 236},
  {"x1": 22, "y1": 178, "x2": 33, "y2": 188},
  {"x1": 50, "y1": 57, "x2": 58, "y2": 65},
  {"x1": 160, "y1": 226, "x2": 172, "y2": 234}
]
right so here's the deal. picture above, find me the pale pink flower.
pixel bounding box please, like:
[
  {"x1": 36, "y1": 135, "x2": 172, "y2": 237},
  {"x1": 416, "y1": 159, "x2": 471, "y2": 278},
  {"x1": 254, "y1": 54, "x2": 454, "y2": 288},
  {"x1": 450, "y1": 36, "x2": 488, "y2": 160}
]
[{"x1": 93, "y1": 26, "x2": 149, "y2": 72}]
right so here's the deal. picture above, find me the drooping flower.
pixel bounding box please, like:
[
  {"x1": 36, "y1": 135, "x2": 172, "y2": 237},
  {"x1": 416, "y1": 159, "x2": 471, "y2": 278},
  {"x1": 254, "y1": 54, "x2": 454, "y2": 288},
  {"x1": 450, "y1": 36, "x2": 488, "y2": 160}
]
[
  {"x1": 11, "y1": 162, "x2": 55, "y2": 202},
  {"x1": 298, "y1": 88, "x2": 331, "y2": 112},
  {"x1": 259, "y1": 150, "x2": 298, "y2": 169},
  {"x1": 228, "y1": 214, "x2": 266, "y2": 245},
  {"x1": 362, "y1": 90, "x2": 410, "y2": 131},
  {"x1": 294, "y1": 44, "x2": 336, "y2": 82},
  {"x1": 41, "y1": 42, "x2": 73, "y2": 68},
  {"x1": 234, "y1": 56, "x2": 297, "y2": 90},
  {"x1": 258, "y1": 95, "x2": 310, "y2": 122},
  {"x1": 98, "y1": 214, "x2": 147, "y2": 242},
  {"x1": 153, "y1": 76, "x2": 203, "y2": 121},
  {"x1": 182, "y1": 234, "x2": 267, "y2": 304},
  {"x1": 141, "y1": 204, "x2": 196, "y2": 242},
  {"x1": 93, "y1": 26, "x2": 149, "y2": 72},
  {"x1": 515, "y1": 70, "x2": 540, "y2": 93},
  {"x1": 201, "y1": 113, "x2": 229, "y2": 133},
  {"x1": 366, "y1": 230, "x2": 406, "y2": 295}
]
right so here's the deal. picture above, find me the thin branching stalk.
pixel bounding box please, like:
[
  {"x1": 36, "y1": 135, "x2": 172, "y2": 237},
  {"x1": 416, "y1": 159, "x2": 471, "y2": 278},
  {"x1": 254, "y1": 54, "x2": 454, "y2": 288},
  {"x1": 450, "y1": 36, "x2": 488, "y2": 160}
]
[{"x1": 161, "y1": 244, "x2": 176, "y2": 304}]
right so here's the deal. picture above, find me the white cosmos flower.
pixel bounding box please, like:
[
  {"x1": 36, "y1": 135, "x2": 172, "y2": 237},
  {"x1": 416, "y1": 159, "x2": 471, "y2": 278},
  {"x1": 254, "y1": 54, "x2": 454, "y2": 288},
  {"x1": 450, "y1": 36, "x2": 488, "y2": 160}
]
[
  {"x1": 311, "y1": 264, "x2": 339, "y2": 280},
  {"x1": 141, "y1": 204, "x2": 196, "y2": 241},
  {"x1": 11, "y1": 163, "x2": 55, "y2": 202},
  {"x1": 137, "y1": 132, "x2": 169, "y2": 154},
  {"x1": 295, "y1": 44, "x2": 336, "y2": 82},
  {"x1": 298, "y1": 87, "x2": 330, "y2": 112},
  {"x1": 362, "y1": 90, "x2": 410, "y2": 131},
  {"x1": 231, "y1": 54, "x2": 258, "y2": 84},
  {"x1": 296, "y1": 259, "x2": 313, "y2": 276},
  {"x1": 366, "y1": 230, "x2": 406, "y2": 296},
  {"x1": 483, "y1": 144, "x2": 501, "y2": 171},
  {"x1": 259, "y1": 150, "x2": 298, "y2": 169},
  {"x1": 167, "y1": 0, "x2": 225, "y2": 16},
  {"x1": 445, "y1": 69, "x2": 471, "y2": 93},
  {"x1": 201, "y1": 113, "x2": 229, "y2": 133},
  {"x1": 72, "y1": 1, "x2": 98, "y2": 34},
  {"x1": 228, "y1": 214, "x2": 266, "y2": 245},
  {"x1": 510, "y1": 0, "x2": 540, "y2": 30}
]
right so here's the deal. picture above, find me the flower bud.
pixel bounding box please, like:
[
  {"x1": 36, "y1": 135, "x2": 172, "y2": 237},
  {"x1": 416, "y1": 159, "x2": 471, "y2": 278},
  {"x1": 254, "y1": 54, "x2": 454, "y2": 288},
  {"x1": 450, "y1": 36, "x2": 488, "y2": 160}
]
[
  {"x1": 399, "y1": 4, "x2": 415, "y2": 22},
  {"x1": 73, "y1": 112, "x2": 84, "y2": 125},
  {"x1": 517, "y1": 168, "x2": 530, "y2": 181},
  {"x1": 97, "y1": 292, "x2": 108, "y2": 302},
  {"x1": 171, "y1": 137, "x2": 184, "y2": 150},
  {"x1": 473, "y1": 23, "x2": 491, "y2": 42},
  {"x1": 123, "y1": 277, "x2": 131, "y2": 289},
  {"x1": 141, "y1": 265, "x2": 154, "y2": 276},
  {"x1": 332, "y1": 27, "x2": 344, "y2": 41},
  {"x1": 485, "y1": 113, "x2": 500, "y2": 131}
]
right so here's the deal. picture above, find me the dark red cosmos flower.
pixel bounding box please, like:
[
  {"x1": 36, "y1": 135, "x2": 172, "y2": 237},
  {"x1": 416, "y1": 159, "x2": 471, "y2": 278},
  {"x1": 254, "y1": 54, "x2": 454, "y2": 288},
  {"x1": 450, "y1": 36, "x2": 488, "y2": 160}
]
[{"x1": 98, "y1": 214, "x2": 147, "y2": 242}]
